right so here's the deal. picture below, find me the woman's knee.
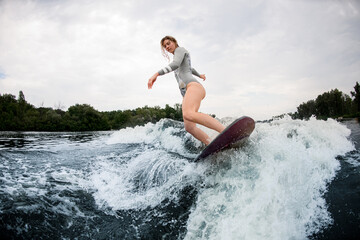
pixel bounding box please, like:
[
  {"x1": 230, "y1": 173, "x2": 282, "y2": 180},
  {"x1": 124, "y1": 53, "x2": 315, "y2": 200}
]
[{"x1": 182, "y1": 110, "x2": 195, "y2": 122}]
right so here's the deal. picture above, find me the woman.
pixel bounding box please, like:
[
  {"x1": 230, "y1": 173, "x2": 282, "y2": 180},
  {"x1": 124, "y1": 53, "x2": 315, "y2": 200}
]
[{"x1": 148, "y1": 36, "x2": 225, "y2": 145}]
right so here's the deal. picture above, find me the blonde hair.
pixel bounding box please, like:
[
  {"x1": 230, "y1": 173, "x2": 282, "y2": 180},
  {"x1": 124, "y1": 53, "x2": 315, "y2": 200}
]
[{"x1": 160, "y1": 36, "x2": 179, "y2": 61}]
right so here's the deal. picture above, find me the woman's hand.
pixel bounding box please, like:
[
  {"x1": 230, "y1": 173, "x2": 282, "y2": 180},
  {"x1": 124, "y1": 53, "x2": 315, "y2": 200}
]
[
  {"x1": 200, "y1": 74, "x2": 206, "y2": 81},
  {"x1": 148, "y1": 73, "x2": 159, "y2": 89}
]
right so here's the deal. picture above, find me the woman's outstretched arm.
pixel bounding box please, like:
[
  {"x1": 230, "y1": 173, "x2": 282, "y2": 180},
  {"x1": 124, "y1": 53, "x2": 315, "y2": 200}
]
[{"x1": 148, "y1": 72, "x2": 159, "y2": 89}]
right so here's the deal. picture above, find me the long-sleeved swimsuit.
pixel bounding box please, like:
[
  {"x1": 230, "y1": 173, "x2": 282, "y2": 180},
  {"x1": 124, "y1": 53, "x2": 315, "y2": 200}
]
[{"x1": 158, "y1": 47, "x2": 201, "y2": 97}]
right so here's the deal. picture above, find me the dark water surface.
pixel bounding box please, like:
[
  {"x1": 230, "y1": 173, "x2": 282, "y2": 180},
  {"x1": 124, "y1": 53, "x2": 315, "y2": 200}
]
[{"x1": 0, "y1": 118, "x2": 359, "y2": 239}]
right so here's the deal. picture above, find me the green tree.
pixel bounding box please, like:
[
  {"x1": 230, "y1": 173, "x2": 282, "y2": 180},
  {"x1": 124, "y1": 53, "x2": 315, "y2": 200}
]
[
  {"x1": 64, "y1": 104, "x2": 110, "y2": 131},
  {"x1": 0, "y1": 91, "x2": 189, "y2": 131},
  {"x1": 0, "y1": 94, "x2": 20, "y2": 130},
  {"x1": 296, "y1": 100, "x2": 316, "y2": 119},
  {"x1": 294, "y1": 88, "x2": 353, "y2": 119},
  {"x1": 351, "y1": 81, "x2": 360, "y2": 112}
]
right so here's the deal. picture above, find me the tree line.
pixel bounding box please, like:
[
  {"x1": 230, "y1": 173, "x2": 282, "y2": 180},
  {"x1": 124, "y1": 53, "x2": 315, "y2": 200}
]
[
  {"x1": 2, "y1": 82, "x2": 360, "y2": 131},
  {"x1": 0, "y1": 91, "x2": 183, "y2": 131},
  {"x1": 289, "y1": 82, "x2": 360, "y2": 120}
]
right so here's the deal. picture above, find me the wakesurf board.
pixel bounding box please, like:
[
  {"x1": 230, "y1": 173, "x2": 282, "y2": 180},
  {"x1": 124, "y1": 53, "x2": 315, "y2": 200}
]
[{"x1": 194, "y1": 116, "x2": 255, "y2": 162}]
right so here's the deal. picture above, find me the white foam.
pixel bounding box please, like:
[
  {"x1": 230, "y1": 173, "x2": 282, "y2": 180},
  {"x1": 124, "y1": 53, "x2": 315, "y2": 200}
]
[
  {"x1": 0, "y1": 155, "x2": 90, "y2": 218},
  {"x1": 106, "y1": 119, "x2": 198, "y2": 157},
  {"x1": 185, "y1": 117, "x2": 354, "y2": 240},
  {"x1": 89, "y1": 149, "x2": 205, "y2": 211},
  {"x1": 90, "y1": 118, "x2": 237, "y2": 212}
]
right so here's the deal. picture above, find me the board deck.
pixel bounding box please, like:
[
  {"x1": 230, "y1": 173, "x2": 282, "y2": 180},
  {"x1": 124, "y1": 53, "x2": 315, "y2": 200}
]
[{"x1": 194, "y1": 116, "x2": 255, "y2": 162}]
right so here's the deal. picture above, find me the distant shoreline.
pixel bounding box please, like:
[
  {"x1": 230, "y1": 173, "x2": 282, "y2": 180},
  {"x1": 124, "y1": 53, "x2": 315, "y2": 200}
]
[
  {"x1": 2, "y1": 82, "x2": 360, "y2": 131},
  {"x1": 0, "y1": 92, "x2": 184, "y2": 132}
]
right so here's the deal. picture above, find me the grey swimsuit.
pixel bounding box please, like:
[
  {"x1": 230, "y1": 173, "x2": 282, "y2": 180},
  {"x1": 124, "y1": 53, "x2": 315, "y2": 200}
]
[{"x1": 158, "y1": 47, "x2": 201, "y2": 97}]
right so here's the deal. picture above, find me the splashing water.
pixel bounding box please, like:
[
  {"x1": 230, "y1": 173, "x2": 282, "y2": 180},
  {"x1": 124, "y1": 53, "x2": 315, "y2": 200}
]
[{"x1": 0, "y1": 117, "x2": 358, "y2": 239}]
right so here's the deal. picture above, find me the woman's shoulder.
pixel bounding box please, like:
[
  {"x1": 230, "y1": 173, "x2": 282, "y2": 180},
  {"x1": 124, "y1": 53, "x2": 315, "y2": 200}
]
[{"x1": 175, "y1": 47, "x2": 188, "y2": 54}]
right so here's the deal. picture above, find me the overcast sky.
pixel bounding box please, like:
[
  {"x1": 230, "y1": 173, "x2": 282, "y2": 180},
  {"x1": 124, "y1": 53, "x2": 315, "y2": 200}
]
[{"x1": 1, "y1": 0, "x2": 359, "y2": 120}]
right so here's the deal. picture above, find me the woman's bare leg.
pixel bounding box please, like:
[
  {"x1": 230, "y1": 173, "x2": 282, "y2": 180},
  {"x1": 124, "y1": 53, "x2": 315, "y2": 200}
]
[
  {"x1": 183, "y1": 119, "x2": 212, "y2": 145},
  {"x1": 182, "y1": 82, "x2": 226, "y2": 145}
]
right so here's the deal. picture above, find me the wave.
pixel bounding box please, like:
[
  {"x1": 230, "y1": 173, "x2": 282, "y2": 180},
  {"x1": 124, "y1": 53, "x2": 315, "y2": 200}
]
[
  {"x1": 184, "y1": 116, "x2": 354, "y2": 239},
  {"x1": 97, "y1": 117, "x2": 354, "y2": 239},
  {"x1": 0, "y1": 116, "x2": 355, "y2": 239},
  {"x1": 99, "y1": 118, "x2": 354, "y2": 239}
]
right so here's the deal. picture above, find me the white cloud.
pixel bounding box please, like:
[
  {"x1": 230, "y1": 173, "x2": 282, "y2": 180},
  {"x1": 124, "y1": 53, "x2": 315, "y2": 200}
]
[{"x1": 0, "y1": 0, "x2": 359, "y2": 120}]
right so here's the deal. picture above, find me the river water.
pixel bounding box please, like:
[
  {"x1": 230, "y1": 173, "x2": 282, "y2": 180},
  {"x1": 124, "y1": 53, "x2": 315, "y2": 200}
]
[{"x1": 0, "y1": 117, "x2": 359, "y2": 239}]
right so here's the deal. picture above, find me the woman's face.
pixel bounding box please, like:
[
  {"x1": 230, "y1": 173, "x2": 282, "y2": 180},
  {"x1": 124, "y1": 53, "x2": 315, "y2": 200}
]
[{"x1": 162, "y1": 39, "x2": 176, "y2": 54}]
